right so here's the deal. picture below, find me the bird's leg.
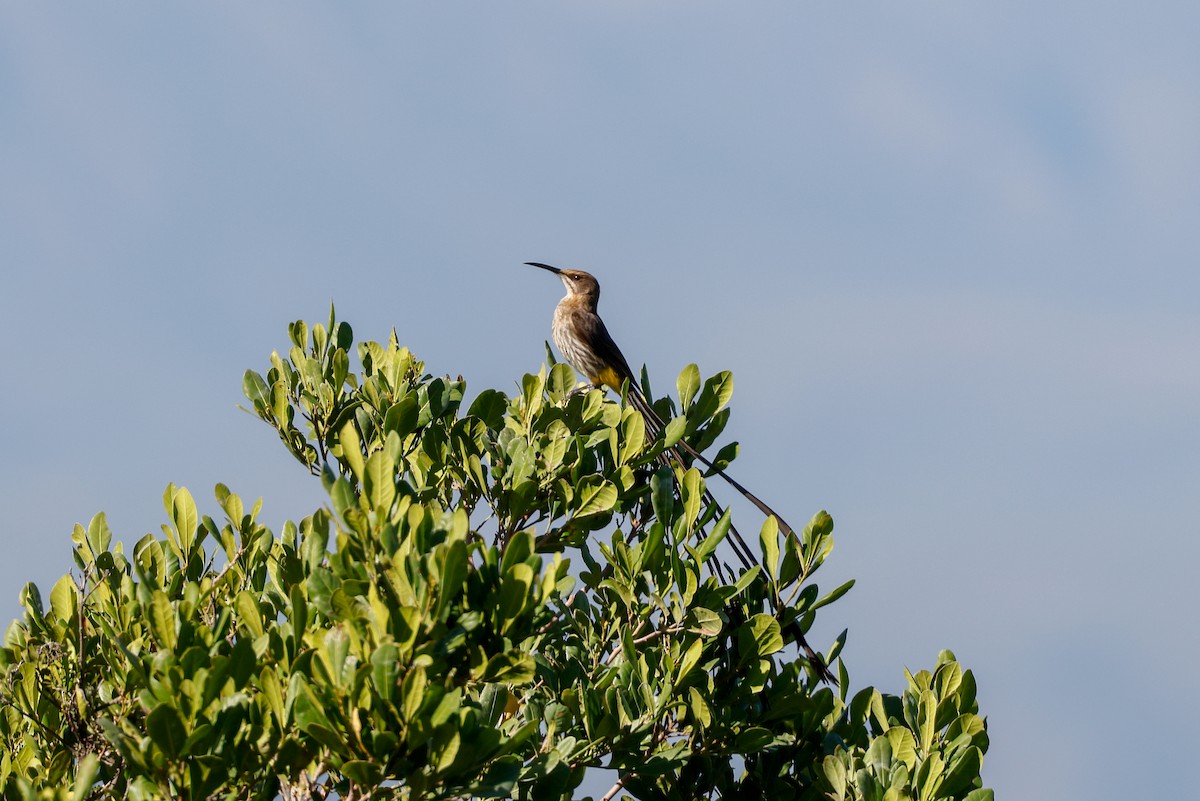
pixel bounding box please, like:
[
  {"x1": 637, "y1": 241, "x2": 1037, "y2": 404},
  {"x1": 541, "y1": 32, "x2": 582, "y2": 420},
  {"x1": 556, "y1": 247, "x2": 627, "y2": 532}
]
[{"x1": 564, "y1": 382, "x2": 600, "y2": 400}]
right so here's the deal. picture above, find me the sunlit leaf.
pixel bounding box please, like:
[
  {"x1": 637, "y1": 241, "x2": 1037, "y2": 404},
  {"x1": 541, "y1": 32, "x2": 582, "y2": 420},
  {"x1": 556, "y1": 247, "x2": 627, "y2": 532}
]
[
  {"x1": 574, "y1": 476, "x2": 617, "y2": 518},
  {"x1": 364, "y1": 449, "x2": 397, "y2": 513},
  {"x1": 677, "y1": 363, "x2": 701, "y2": 411},
  {"x1": 149, "y1": 590, "x2": 177, "y2": 651}
]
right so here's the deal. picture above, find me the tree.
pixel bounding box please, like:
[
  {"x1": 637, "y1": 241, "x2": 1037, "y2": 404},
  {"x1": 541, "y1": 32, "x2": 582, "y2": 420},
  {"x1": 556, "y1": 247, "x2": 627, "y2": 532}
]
[{"x1": 0, "y1": 309, "x2": 991, "y2": 800}]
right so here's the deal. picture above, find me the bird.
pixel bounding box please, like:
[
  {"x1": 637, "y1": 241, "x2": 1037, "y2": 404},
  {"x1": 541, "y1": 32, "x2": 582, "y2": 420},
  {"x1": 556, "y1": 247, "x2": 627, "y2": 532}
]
[{"x1": 525, "y1": 261, "x2": 835, "y2": 683}]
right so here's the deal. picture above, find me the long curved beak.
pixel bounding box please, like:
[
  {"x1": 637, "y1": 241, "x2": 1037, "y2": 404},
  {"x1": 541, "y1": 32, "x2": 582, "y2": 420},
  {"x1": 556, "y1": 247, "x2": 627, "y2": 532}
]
[{"x1": 525, "y1": 261, "x2": 562, "y2": 275}]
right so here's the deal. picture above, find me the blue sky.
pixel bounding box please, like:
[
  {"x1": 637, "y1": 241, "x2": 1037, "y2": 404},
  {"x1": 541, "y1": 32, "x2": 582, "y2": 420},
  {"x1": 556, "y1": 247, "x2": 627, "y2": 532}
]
[{"x1": 2, "y1": 3, "x2": 1198, "y2": 799}]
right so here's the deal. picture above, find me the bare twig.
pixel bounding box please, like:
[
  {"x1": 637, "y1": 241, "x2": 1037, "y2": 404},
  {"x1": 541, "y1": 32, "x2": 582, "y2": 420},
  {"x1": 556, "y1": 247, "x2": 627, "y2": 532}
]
[
  {"x1": 600, "y1": 773, "x2": 630, "y2": 801},
  {"x1": 604, "y1": 623, "x2": 685, "y2": 665}
]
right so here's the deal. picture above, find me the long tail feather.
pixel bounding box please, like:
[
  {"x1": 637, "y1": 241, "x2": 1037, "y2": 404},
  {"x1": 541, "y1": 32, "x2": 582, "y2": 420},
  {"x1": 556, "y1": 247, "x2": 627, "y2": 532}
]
[
  {"x1": 628, "y1": 389, "x2": 796, "y2": 538},
  {"x1": 623, "y1": 383, "x2": 834, "y2": 684},
  {"x1": 786, "y1": 620, "x2": 838, "y2": 684},
  {"x1": 626, "y1": 389, "x2": 759, "y2": 570}
]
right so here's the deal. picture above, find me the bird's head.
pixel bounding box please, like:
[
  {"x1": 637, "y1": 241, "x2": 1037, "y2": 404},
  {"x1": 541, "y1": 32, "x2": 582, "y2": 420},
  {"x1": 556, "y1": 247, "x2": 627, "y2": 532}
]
[{"x1": 526, "y1": 262, "x2": 601, "y2": 305}]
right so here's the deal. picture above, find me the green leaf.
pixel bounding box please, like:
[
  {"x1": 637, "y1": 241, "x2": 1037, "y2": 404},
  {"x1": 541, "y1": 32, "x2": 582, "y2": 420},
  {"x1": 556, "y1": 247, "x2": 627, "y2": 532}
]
[
  {"x1": 342, "y1": 760, "x2": 383, "y2": 786},
  {"x1": 293, "y1": 680, "x2": 336, "y2": 733},
  {"x1": 433, "y1": 729, "x2": 462, "y2": 773},
  {"x1": 86, "y1": 511, "x2": 113, "y2": 556},
  {"x1": 467, "y1": 389, "x2": 508, "y2": 430},
  {"x1": 693, "y1": 508, "x2": 732, "y2": 565},
  {"x1": 738, "y1": 613, "x2": 783, "y2": 659},
  {"x1": 482, "y1": 651, "x2": 537, "y2": 684},
  {"x1": 733, "y1": 726, "x2": 773, "y2": 753},
  {"x1": 677, "y1": 363, "x2": 701, "y2": 411},
  {"x1": 547, "y1": 361, "x2": 576, "y2": 402},
  {"x1": 640, "y1": 741, "x2": 691, "y2": 776},
  {"x1": 707, "y1": 371, "x2": 734, "y2": 412},
  {"x1": 289, "y1": 584, "x2": 308, "y2": 638},
  {"x1": 935, "y1": 658, "x2": 964, "y2": 701},
  {"x1": 946, "y1": 713, "x2": 989, "y2": 751},
  {"x1": 71, "y1": 754, "x2": 101, "y2": 801},
  {"x1": 498, "y1": 563, "x2": 534, "y2": 632},
  {"x1": 779, "y1": 532, "x2": 802, "y2": 586},
  {"x1": 338, "y1": 421, "x2": 364, "y2": 480},
  {"x1": 869, "y1": 690, "x2": 891, "y2": 733},
  {"x1": 149, "y1": 590, "x2": 177, "y2": 651},
  {"x1": 680, "y1": 468, "x2": 703, "y2": 530},
  {"x1": 384, "y1": 395, "x2": 420, "y2": 438},
  {"x1": 172, "y1": 486, "x2": 199, "y2": 556},
  {"x1": 371, "y1": 643, "x2": 401, "y2": 700},
  {"x1": 662, "y1": 416, "x2": 687, "y2": 447},
  {"x1": 941, "y1": 746, "x2": 984, "y2": 796},
  {"x1": 321, "y1": 627, "x2": 351, "y2": 687},
  {"x1": 364, "y1": 449, "x2": 397, "y2": 513},
  {"x1": 688, "y1": 687, "x2": 711, "y2": 728},
  {"x1": 311, "y1": 322, "x2": 327, "y2": 356},
  {"x1": 303, "y1": 514, "x2": 330, "y2": 570},
  {"x1": 916, "y1": 751, "x2": 945, "y2": 801},
  {"x1": 214, "y1": 484, "x2": 243, "y2": 527},
  {"x1": 599, "y1": 578, "x2": 635, "y2": 609},
  {"x1": 146, "y1": 704, "x2": 188, "y2": 759},
  {"x1": 242, "y1": 370, "x2": 271, "y2": 412},
  {"x1": 690, "y1": 371, "x2": 734, "y2": 425},
  {"x1": 332, "y1": 347, "x2": 350, "y2": 391},
  {"x1": 760, "y1": 515, "x2": 780, "y2": 583},
  {"x1": 650, "y1": 467, "x2": 675, "y2": 525},
  {"x1": 259, "y1": 667, "x2": 285, "y2": 722},
  {"x1": 866, "y1": 734, "x2": 894, "y2": 774},
  {"x1": 709, "y1": 439, "x2": 739, "y2": 473},
  {"x1": 471, "y1": 756, "x2": 522, "y2": 798},
  {"x1": 574, "y1": 476, "x2": 617, "y2": 518},
  {"x1": 500, "y1": 528, "x2": 534, "y2": 574},
  {"x1": 435, "y1": 540, "x2": 468, "y2": 622},
  {"x1": 918, "y1": 688, "x2": 938, "y2": 754},
  {"x1": 228, "y1": 636, "x2": 255, "y2": 690},
  {"x1": 271, "y1": 380, "x2": 290, "y2": 429},
  {"x1": 520, "y1": 370, "x2": 547, "y2": 423},
  {"x1": 479, "y1": 684, "x2": 509, "y2": 726},
  {"x1": 962, "y1": 790, "x2": 994, "y2": 801},
  {"x1": 885, "y1": 727, "x2": 918, "y2": 769},
  {"x1": 677, "y1": 637, "x2": 705, "y2": 681},
  {"x1": 289, "y1": 319, "x2": 309, "y2": 350},
  {"x1": 685, "y1": 607, "x2": 723, "y2": 637},
  {"x1": 811, "y1": 578, "x2": 855, "y2": 612},
  {"x1": 235, "y1": 590, "x2": 264, "y2": 639},
  {"x1": 402, "y1": 665, "x2": 428, "y2": 722},
  {"x1": 803, "y1": 509, "x2": 834, "y2": 550},
  {"x1": 822, "y1": 755, "x2": 847, "y2": 800},
  {"x1": 335, "y1": 319, "x2": 354, "y2": 350},
  {"x1": 619, "y1": 408, "x2": 646, "y2": 465},
  {"x1": 49, "y1": 575, "x2": 77, "y2": 623}
]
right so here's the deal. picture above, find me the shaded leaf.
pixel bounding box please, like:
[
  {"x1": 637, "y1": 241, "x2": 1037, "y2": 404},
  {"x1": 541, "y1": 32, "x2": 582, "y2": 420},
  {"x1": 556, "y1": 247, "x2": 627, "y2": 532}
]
[{"x1": 146, "y1": 704, "x2": 187, "y2": 759}]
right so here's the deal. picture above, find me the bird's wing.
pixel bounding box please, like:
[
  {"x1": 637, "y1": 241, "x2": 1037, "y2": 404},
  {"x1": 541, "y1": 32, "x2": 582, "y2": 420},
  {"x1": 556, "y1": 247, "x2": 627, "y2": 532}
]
[{"x1": 581, "y1": 311, "x2": 639, "y2": 388}]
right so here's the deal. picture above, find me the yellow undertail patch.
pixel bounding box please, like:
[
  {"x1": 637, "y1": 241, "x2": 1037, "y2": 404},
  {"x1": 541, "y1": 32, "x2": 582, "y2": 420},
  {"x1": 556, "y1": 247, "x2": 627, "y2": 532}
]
[{"x1": 593, "y1": 366, "x2": 624, "y2": 391}]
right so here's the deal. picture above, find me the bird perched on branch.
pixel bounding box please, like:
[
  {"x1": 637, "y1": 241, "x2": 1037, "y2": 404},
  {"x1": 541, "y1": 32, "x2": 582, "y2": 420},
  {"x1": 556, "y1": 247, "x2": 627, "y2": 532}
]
[{"x1": 525, "y1": 261, "x2": 834, "y2": 683}]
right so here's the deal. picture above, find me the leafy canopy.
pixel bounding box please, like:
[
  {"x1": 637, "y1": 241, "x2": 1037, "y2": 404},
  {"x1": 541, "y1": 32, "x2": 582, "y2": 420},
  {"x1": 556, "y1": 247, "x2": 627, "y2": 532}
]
[{"x1": 0, "y1": 308, "x2": 991, "y2": 800}]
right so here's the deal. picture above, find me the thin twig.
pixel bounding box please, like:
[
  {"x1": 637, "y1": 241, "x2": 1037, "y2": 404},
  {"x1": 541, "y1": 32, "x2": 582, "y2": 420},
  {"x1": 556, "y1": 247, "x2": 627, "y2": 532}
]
[
  {"x1": 600, "y1": 773, "x2": 630, "y2": 801},
  {"x1": 604, "y1": 624, "x2": 685, "y2": 665}
]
